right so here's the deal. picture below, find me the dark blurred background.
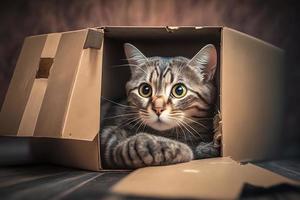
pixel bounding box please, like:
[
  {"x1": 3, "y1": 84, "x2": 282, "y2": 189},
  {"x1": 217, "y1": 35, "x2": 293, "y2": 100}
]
[{"x1": 0, "y1": 0, "x2": 299, "y2": 163}]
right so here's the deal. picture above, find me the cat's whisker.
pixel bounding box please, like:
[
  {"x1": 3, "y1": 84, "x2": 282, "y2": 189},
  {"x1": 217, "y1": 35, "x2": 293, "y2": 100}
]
[
  {"x1": 183, "y1": 121, "x2": 208, "y2": 141},
  {"x1": 139, "y1": 109, "x2": 148, "y2": 114},
  {"x1": 169, "y1": 114, "x2": 183, "y2": 118},
  {"x1": 135, "y1": 119, "x2": 145, "y2": 134},
  {"x1": 169, "y1": 111, "x2": 183, "y2": 115},
  {"x1": 132, "y1": 66, "x2": 148, "y2": 76},
  {"x1": 141, "y1": 119, "x2": 147, "y2": 133},
  {"x1": 191, "y1": 116, "x2": 214, "y2": 120},
  {"x1": 111, "y1": 64, "x2": 135, "y2": 68},
  {"x1": 119, "y1": 116, "x2": 139, "y2": 125},
  {"x1": 177, "y1": 120, "x2": 197, "y2": 140},
  {"x1": 101, "y1": 97, "x2": 137, "y2": 109},
  {"x1": 182, "y1": 116, "x2": 210, "y2": 130},
  {"x1": 179, "y1": 122, "x2": 196, "y2": 146},
  {"x1": 131, "y1": 118, "x2": 142, "y2": 130},
  {"x1": 120, "y1": 118, "x2": 140, "y2": 129},
  {"x1": 112, "y1": 63, "x2": 144, "y2": 69},
  {"x1": 113, "y1": 62, "x2": 149, "y2": 76},
  {"x1": 180, "y1": 123, "x2": 189, "y2": 145},
  {"x1": 179, "y1": 119, "x2": 203, "y2": 141},
  {"x1": 139, "y1": 113, "x2": 149, "y2": 118},
  {"x1": 118, "y1": 116, "x2": 141, "y2": 128},
  {"x1": 169, "y1": 116, "x2": 198, "y2": 143},
  {"x1": 178, "y1": 119, "x2": 196, "y2": 134},
  {"x1": 172, "y1": 119, "x2": 188, "y2": 144},
  {"x1": 171, "y1": 109, "x2": 184, "y2": 113},
  {"x1": 141, "y1": 119, "x2": 147, "y2": 131},
  {"x1": 175, "y1": 127, "x2": 179, "y2": 141},
  {"x1": 126, "y1": 57, "x2": 149, "y2": 63},
  {"x1": 103, "y1": 113, "x2": 139, "y2": 120},
  {"x1": 173, "y1": 121, "x2": 184, "y2": 140}
]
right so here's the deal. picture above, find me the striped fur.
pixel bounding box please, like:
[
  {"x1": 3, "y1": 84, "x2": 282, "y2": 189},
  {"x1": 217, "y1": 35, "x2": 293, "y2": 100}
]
[{"x1": 100, "y1": 43, "x2": 219, "y2": 169}]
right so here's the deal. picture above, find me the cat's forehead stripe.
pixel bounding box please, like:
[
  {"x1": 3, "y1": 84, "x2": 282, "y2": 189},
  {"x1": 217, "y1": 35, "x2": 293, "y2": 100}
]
[
  {"x1": 149, "y1": 71, "x2": 154, "y2": 83},
  {"x1": 163, "y1": 68, "x2": 173, "y2": 84}
]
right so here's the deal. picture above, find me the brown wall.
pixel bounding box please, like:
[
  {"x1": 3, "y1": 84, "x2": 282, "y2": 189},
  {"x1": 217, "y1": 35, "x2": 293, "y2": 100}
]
[{"x1": 0, "y1": 0, "x2": 299, "y2": 158}]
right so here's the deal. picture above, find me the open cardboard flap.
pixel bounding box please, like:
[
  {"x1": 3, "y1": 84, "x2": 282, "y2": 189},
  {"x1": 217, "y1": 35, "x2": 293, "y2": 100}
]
[
  {"x1": 0, "y1": 28, "x2": 103, "y2": 141},
  {"x1": 112, "y1": 157, "x2": 299, "y2": 199}
]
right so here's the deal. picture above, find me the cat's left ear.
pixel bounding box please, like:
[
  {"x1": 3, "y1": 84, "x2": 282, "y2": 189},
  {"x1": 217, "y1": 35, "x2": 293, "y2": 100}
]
[
  {"x1": 188, "y1": 44, "x2": 217, "y2": 82},
  {"x1": 124, "y1": 43, "x2": 148, "y2": 66}
]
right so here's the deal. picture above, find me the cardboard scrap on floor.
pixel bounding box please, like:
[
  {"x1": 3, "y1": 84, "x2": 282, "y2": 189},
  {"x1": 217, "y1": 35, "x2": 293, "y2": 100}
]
[{"x1": 112, "y1": 157, "x2": 299, "y2": 199}]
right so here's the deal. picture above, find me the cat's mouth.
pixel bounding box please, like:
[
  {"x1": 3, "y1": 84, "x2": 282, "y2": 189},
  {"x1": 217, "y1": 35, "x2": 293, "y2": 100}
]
[
  {"x1": 148, "y1": 119, "x2": 174, "y2": 131},
  {"x1": 156, "y1": 118, "x2": 163, "y2": 123},
  {"x1": 144, "y1": 113, "x2": 177, "y2": 131}
]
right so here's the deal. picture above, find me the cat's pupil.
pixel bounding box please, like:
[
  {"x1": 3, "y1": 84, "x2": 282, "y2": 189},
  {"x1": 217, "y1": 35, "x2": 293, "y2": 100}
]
[
  {"x1": 175, "y1": 85, "x2": 184, "y2": 95},
  {"x1": 143, "y1": 86, "x2": 150, "y2": 94}
]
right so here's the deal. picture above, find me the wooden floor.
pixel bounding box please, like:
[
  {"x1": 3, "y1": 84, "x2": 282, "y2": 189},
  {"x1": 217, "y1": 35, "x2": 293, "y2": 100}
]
[
  {"x1": 0, "y1": 159, "x2": 299, "y2": 200},
  {"x1": 0, "y1": 165, "x2": 129, "y2": 200}
]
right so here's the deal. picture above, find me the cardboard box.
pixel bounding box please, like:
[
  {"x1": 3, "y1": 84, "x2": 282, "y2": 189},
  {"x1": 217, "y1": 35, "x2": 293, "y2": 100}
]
[{"x1": 0, "y1": 26, "x2": 295, "y2": 198}]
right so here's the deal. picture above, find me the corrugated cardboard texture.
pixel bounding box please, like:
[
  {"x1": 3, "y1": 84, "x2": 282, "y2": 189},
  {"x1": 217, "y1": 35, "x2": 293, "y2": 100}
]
[
  {"x1": 112, "y1": 157, "x2": 297, "y2": 199},
  {"x1": 221, "y1": 28, "x2": 284, "y2": 162}
]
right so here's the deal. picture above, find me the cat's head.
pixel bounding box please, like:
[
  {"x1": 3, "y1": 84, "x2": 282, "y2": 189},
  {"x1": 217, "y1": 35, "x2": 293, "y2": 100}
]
[{"x1": 124, "y1": 43, "x2": 217, "y2": 131}]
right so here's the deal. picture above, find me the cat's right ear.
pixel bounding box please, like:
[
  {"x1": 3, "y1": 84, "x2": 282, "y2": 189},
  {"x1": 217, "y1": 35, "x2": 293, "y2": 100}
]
[
  {"x1": 124, "y1": 43, "x2": 148, "y2": 67},
  {"x1": 188, "y1": 44, "x2": 217, "y2": 82}
]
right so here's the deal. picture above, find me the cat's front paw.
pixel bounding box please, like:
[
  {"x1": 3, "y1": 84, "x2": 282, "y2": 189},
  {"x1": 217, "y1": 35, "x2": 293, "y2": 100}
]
[
  {"x1": 113, "y1": 133, "x2": 193, "y2": 169},
  {"x1": 195, "y1": 142, "x2": 220, "y2": 159},
  {"x1": 157, "y1": 137, "x2": 194, "y2": 166}
]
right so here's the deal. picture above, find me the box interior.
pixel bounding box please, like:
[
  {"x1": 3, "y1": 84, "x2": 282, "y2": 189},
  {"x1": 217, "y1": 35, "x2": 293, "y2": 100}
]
[{"x1": 99, "y1": 27, "x2": 222, "y2": 168}]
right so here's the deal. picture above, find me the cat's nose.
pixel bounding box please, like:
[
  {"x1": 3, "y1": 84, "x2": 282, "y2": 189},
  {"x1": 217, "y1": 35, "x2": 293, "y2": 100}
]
[
  {"x1": 152, "y1": 107, "x2": 165, "y2": 116},
  {"x1": 151, "y1": 96, "x2": 166, "y2": 116}
]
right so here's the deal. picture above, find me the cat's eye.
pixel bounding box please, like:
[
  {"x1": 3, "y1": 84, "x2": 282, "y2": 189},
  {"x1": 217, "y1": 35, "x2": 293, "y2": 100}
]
[
  {"x1": 138, "y1": 83, "x2": 152, "y2": 98},
  {"x1": 171, "y1": 83, "x2": 187, "y2": 98}
]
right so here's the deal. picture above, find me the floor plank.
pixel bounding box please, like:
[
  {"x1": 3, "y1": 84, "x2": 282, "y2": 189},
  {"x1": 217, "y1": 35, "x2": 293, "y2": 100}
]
[
  {"x1": 0, "y1": 165, "x2": 69, "y2": 188},
  {"x1": 0, "y1": 171, "x2": 98, "y2": 200},
  {"x1": 255, "y1": 159, "x2": 300, "y2": 181},
  {"x1": 61, "y1": 172, "x2": 129, "y2": 200}
]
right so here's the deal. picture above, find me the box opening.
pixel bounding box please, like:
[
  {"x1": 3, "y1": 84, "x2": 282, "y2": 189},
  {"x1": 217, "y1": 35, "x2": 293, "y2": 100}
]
[{"x1": 99, "y1": 27, "x2": 222, "y2": 169}]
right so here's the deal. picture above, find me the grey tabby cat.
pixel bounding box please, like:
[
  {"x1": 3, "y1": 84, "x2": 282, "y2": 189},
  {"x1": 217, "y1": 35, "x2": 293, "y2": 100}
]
[{"x1": 100, "y1": 43, "x2": 219, "y2": 169}]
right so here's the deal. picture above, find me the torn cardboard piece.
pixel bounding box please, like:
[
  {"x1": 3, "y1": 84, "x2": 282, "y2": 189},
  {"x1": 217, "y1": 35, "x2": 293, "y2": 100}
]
[{"x1": 112, "y1": 157, "x2": 298, "y2": 199}]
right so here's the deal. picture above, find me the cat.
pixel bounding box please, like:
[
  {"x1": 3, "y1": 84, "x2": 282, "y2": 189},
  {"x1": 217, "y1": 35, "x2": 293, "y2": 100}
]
[{"x1": 100, "y1": 43, "x2": 220, "y2": 169}]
